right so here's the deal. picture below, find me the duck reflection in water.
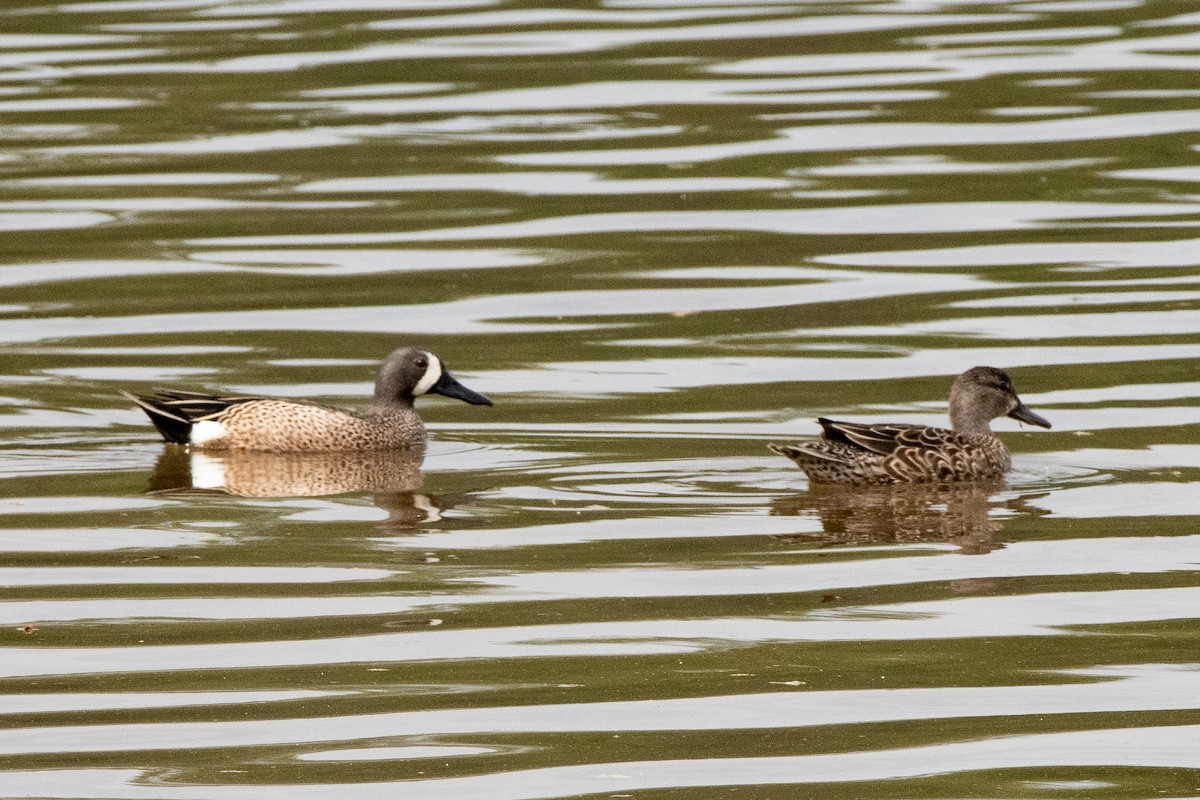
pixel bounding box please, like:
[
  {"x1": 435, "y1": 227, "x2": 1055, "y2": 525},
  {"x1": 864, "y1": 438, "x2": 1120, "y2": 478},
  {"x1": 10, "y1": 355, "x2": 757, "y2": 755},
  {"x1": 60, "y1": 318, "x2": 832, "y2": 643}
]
[
  {"x1": 147, "y1": 447, "x2": 453, "y2": 529},
  {"x1": 771, "y1": 479, "x2": 1048, "y2": 555}
]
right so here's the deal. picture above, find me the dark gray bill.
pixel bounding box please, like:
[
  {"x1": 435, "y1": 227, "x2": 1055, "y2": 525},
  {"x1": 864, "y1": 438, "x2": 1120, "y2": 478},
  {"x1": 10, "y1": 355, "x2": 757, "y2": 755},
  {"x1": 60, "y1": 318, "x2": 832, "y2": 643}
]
[
  {"x1": 1008, "y1": 401, "x2": 1051, "y2": 429},
  {"x1": 430, "y1": 370, "x2": 492, "y2": 406}
]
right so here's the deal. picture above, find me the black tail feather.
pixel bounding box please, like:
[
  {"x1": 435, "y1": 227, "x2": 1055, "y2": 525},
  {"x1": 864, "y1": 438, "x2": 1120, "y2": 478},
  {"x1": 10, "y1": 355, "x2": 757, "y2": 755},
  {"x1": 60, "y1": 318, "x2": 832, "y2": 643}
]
[
  {"x1": 123, "y1": 389, "x2": 261, "y2": 444},
  {"x1": 122, "y1": 391, "x2": 193, "y2": 444}
]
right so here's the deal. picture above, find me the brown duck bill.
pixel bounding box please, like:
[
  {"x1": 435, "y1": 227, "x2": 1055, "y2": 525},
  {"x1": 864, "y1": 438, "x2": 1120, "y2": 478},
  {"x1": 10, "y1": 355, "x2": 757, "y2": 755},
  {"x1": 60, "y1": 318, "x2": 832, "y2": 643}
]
[
  {"x1": 430, "y1": 370, "x2": 493, "y2": 406},
  {"x1": 1008, "y1": 401, "x2": 1051, "y2": 429}
]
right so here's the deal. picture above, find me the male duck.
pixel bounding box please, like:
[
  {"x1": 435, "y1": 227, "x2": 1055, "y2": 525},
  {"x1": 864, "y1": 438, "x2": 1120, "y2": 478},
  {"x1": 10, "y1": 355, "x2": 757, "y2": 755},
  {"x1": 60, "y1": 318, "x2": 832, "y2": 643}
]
[
  {"x1": 769, "y1": 366, "x2": 1050, "y2": 484},
  {"x1": 124, "y1": 346, "x2": 491, "y2": 452}
]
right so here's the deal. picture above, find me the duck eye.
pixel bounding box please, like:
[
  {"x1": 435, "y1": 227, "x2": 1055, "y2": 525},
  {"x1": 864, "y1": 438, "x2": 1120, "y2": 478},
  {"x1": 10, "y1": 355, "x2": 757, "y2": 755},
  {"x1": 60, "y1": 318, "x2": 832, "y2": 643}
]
[{"x1": 414, "y1": 358, "x2": 428, "y2": 369}]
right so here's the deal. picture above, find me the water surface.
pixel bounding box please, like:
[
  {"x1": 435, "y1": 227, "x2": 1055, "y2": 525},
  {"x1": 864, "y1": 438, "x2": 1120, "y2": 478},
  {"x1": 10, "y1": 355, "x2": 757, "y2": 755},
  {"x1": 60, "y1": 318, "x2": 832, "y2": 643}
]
[{"x1": 2, "y1": 1, "x2": 1199, "y2": 798}]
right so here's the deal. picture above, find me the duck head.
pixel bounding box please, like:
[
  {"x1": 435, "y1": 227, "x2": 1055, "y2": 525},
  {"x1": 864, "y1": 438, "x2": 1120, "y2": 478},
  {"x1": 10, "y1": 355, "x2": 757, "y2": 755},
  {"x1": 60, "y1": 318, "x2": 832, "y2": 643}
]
[
  {"x1": 374, "y1": 346, "x2": 492, "y2": 410},
  {"x1": 949, "y1": 366, "x2": 1050, "y2": 436}
]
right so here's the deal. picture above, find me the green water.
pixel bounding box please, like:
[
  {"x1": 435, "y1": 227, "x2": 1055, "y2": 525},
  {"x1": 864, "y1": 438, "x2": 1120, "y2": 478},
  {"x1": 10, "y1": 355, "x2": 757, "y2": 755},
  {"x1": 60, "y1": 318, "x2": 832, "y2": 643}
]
[{"x1": 2, "y1": 1, "x2": 1200, "y2": 798}]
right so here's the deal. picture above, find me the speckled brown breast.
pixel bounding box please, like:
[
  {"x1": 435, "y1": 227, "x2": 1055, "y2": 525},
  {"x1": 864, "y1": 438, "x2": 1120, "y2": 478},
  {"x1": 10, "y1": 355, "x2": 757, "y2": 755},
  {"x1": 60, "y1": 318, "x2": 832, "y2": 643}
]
[{"x1": 202, "y1": 401, "x2": 426, "y2": 452}]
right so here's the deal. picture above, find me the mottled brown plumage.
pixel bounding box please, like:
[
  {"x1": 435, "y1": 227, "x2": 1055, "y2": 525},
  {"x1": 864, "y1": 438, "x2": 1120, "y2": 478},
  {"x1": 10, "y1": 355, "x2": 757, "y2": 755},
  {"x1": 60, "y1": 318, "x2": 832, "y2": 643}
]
[
  {"x1": 124, "y1": 346, "x2": 491, "y2": 452},
  {"x1": 769, "y1": 366, "x2": 1051, "y2": 484}
]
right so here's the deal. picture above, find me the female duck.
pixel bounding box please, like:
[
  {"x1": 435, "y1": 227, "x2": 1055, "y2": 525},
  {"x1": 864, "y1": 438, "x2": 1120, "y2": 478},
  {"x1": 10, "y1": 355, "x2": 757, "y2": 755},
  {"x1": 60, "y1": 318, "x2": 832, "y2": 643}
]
[
  {"x1": 124, "y1": 346, "x2": 491, "y2": 452},
  {"x1": 769, "y1": 366, "x2": 1050, "y2": 484}
]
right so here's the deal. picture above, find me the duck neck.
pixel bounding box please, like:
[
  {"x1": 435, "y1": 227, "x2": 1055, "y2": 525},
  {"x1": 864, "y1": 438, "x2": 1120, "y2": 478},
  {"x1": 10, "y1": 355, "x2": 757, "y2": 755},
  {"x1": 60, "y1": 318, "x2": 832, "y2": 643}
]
[
  {"x1": 950, "y1": 407, "x2": 993, "y2": 438},
  {"x1": 372, "y1": 394, "x2": 414, "y2": 415}
]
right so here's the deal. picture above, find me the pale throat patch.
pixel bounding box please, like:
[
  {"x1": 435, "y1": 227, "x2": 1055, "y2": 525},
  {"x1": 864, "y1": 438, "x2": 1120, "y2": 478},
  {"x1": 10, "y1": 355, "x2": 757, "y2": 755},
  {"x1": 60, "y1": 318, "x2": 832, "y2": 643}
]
[
  {"x1": 412, "y1": 354, "x2": 443, "y2": 396},
  {"x1": 191, "y1": 419, "x2": 227, "y2": 446}
]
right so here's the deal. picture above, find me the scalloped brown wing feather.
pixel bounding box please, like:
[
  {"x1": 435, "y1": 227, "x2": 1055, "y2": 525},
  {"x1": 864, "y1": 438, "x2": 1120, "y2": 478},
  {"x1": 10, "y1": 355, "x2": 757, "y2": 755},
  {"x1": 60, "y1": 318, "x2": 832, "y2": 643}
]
[{"x1": 818, "y1": 418, "x2": 975, "y2": 456}]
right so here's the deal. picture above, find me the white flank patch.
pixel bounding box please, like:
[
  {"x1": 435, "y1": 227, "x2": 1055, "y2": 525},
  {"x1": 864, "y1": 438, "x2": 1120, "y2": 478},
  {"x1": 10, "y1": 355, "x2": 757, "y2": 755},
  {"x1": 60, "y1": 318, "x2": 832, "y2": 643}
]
[
  {"x1": 190, "y1": 419, "x2": 227, "y2": 446},
  {"x1": 189, "y1": 453, "x2": 226, "y2": 490},
  {"x1": 412, "y1": 353, "x2": 442, "y2": 396}
]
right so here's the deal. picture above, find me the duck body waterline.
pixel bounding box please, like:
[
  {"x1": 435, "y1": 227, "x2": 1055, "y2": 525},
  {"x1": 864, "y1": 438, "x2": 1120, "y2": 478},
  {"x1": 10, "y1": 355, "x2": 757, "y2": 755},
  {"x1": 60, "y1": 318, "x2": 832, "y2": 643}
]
[
  {"x1": 769, "y1": 367, "x2": 1051, "y2": 485},
  {"x1": 124, "y1": 346, "x2": 492, "y2": 453}
]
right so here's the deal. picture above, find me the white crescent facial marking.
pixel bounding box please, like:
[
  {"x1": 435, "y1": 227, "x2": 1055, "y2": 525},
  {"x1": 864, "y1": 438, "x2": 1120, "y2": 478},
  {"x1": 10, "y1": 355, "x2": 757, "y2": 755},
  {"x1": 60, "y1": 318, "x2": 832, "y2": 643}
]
[
  {"x1": 413, "y1": 354, "x2": 442, "y2": 396},
  {"x1": 191, "y1": 420, "x2": 227, "y2": 446},
  {"x1": 189, "y1": 452, "x2": 226, "y2": 489}
]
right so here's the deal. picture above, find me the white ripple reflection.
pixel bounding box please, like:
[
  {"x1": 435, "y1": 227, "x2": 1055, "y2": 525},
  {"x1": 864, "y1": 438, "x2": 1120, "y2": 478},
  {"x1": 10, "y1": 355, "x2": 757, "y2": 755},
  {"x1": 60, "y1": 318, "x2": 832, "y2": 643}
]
[
  {"x1": 3, "y1": 725, "x2": 1198, "y2": 799},
  {"x1": 298, "y1": 82, "x2": 455, "y2": 97},
  {"x1": 3, "y1": 534, "x2": 1199, "y2": 627},
  {"x1": 0, "y1": 211, "x2": 111, "y2": 231},
  {"x1": 468, "y1": 536, "x2": 1200, "y2": 599},
  {"x1": 1036, "y1": 443, "x2": 1200, "y2": 474},
  {"x1": 819, "y1": 237, "x2": 1200, "y2": 268},
  {"x1": 368, "y1": 6, "x2": 803, "y2": 30},
  {"x1": 0, "y1": 527, "x2": 222, "y2": 553},
  {"x1": 195, "y1": 248, "x2": 546, "y2": 273},
  {"x1": 372, "y1": 513, "x2": 821, "y2": 550},
  {"x1": 0, "y1": 566, "x2": 391, "y2": 587},
  {"x1": 0, "y1": 98, "x2": 142, "y2": 112},
  {"x1": 0, "y1": 47, "x2": 160, "y2": 66},
  {"x1": 100, "y1": 19, "x2": 284, "y2": 32},
  {"x1": 263, "y1": 78, "x2": 942, "y2": 115},
  {"x1": 43, "y1": 129, "x2": 360, "y2": 156},
  {"x1": 0, "y1": 250, "x2": 543, "y2": 288},
  {"x1": 197, "y1": 0, "x2": 498, "y2": 15},
  {"x1": 1023, "y1": 483, "x2": 1200, "y2": 518},
  {"x1": 797, "y1": 308, "x2": 1200, "y2": 340},
  {"x1": 0, "y1": 302, "x2": 586, "y2": 344},
  {"x1": 503, "y1": 110, "x2": 1200, "y2": 166},
  {"x1": 471, "y1": 345, "x2": 1200, "y2": 396},
  {"x1": 297, "y1": 172, "x2": 793, "y2": 195},
  {"x1": 0, "y1": 34, "x2": 136, "y2": 48},
  {"x1": 8, "y1": 172, "x2": 278, "y2": 186},
  {"x1": 1108, "y1": 165, "x2": 1200, "y2": 182},
  {"x1": 0, "y1": 595, "x2": 458, "y2": 625},
  {"x1": 59, "y1": 0, "x2": 245, "y2": 12},
  {"x1": 0, "y1": 268, "x2": 990, "y2": 344},
  {"x1": 447, "y1": 408, "x2": 1170, "y2": 437},
  {"x1": 910, "y1": 25, "x2": 1120, "y2": 45},
  {"x1": 298, "y1": 745, "x2": 497, "y2": 761},
  {"x1": 1024, "y1": 383, "x2": 1200, "y2": 404},
  {"x1": 0, "y1": 585, "x2": 1195, "y2": 678},
  {"x1": 799, "y1": 156, "x2": 1105, "y2": 176},
  {"x1": 0, "y1": 664, "x2": 1192, "y2": 755},
  {"x1": 193, "y1": 14, "x2": 1027, "y2": 69},
  {"x1": 4, "y1": 662, "x2": 1195, "y2": 758},
  {"x1": 715, "y1": 29, "x2": 1200, "y2": 78},
  {"x1": 187, "y1": 202, "x2": 1200, "y2": 246},
  {"x1": 949, "y1": 290, "x2": 1200, "y2": 308},
  {"x1": 0, "y1": 496, "x2": 163, "y2": 515},
  {"x1": 2, "y1": 690, "x2": 339, "y2": 715},
  {"x1": 0, "y1": 199, "x2": 366, "y2": 213}
]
